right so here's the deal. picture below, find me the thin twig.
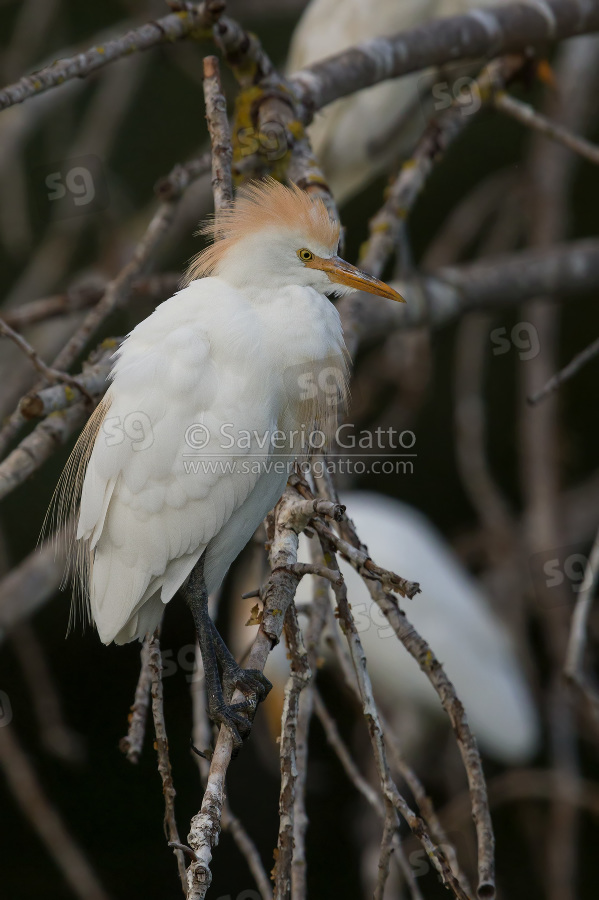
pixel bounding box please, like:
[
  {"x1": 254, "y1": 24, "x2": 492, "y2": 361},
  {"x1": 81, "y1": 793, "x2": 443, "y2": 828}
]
[
  {"x1": 273, "y1": 602, "x2": 311, "y2": 899},
  {"x1": 1, "y1": 273, "x2": 180, "y2": 331},
  {"x1": 312, "y1": 520, "x2": 420, "y2": 599},
  {"x1": 0, "y1": 532, "x2": 65, "y2": 631},
  {"x1": 564, "y1": 524, "x2": 599, "y2": 730},
  {"x1": 19, "y1": 339, "x2": 118, "y2": 420},
  {"x1": 0, "y1": 2, "x2": 224, "y2": 111},
  {"x1": 291, "y1": 550, "x2": 334, "y2": 898},
  {"x1": 440, "y1": 768, "x2": 599, "y2": 830},
  {"x1": 0, "y1": 317, "x2": 93, "y2": 404},
  {"x1": 313, "y1": 690, "x2": 425, "y2": 900},
  {"x1": 324, "y1": 541, "x2": 471, "y2": 900},
  {"x1": 0, "y1": 401, "x2": 89, "y2": 502},
  {"x1": 47, "y1": 152, "x2": 209, "y2": 378},
  {"x1": 374, "y1": 806, "x2": 399, "y2": 900},
  {"x1": 528, "y1": 334, "x2": 599, "y2": 405},
  {"x1": 493, "y1": 90, "x2": 599, "y2": 167},
  {"x1": 0, "y1": 725, "x2": 111, "y2": 900},
  {"x1": 518, "y1": 36, "x2": 599, "y2": 900},
  {"x1": 214, "y1": 13, "x2": 338, "y2": 220},
  {"x1": 120, "y1": 635, "x2": 153, "y2": 764},
  {"x1": 11, "y1": 622, "x2": 83, "y2": 763},
  {"x1": 320, "y1": 606, "x2": 471, "y2": 897},
  {"x1": 364, "y1": 579, "x2": 494, "y2": 898},
  {"x1": 189, "y1": 645, "x2": 273, "y2": 899},
  {"x1": 148, "y1": 632, "x2": 187, "y2": 895},
  {"x1": 185, "y1": 490, "x2": 322, "y2": 898},
  {"x1": 202, "y1": 56, "x2": 233, "y2": 211},
  {"x1": 326, "y1": 496, "x2": 493, "y2": 899}
]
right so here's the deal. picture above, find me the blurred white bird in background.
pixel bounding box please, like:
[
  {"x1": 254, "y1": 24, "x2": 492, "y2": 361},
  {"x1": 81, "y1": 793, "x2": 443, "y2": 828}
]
[
  {"x1": 287, "y1": 0, "x2": 509, "y2": 204},
  {"x1": 243, "y1": 491, "x2": 539, "y2": 764},
  {"x1": 53, "y1": 179, "x2": 404, "y2": 750}
]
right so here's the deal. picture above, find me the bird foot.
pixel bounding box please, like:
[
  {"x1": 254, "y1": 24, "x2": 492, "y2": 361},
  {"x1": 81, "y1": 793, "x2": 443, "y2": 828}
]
[
  {"x1": 208, "y1": 699, "x2": 253, "y2": 752},
  {"x1": 222, "y1": 665, "x2": 272, "y2": 707}
]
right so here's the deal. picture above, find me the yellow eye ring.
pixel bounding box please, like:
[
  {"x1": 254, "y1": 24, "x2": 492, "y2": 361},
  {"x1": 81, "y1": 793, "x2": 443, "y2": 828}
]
[{"x1": 298, "y1": 248, "x2": 314, "y2": 262}]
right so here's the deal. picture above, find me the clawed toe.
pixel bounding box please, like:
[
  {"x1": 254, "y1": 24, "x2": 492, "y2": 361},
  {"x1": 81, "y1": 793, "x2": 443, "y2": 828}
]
[
  {"x1": 226, "y1": 666, "x2": 272, "y2": 703},
  {"x1": 210, "y1": 668, "x2": 272, "y2": 752},
  {"x1": 209, "y1": 701, "x2": 253, "y2": 751}
]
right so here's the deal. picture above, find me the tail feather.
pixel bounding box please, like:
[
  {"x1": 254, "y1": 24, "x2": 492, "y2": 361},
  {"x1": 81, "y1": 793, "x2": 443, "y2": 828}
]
[
  {"x1": 90, "y1": 545, "x2": 151, "y2": 644},
  {"x1": 41, "y1": 396, "x2": 112, "y2": 631}
]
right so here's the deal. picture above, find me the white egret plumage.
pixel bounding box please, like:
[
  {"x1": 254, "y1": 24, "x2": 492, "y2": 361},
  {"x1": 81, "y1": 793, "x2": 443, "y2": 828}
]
[
  {"x1": 55, "y1": 178, "x2": 403, "y2": 748},
  {"x1": 287, "y1": 0, "x2": 509, "y2": 203},
  {"x1": 252, "y1": 491, "x2": 539, "y2": 764}
]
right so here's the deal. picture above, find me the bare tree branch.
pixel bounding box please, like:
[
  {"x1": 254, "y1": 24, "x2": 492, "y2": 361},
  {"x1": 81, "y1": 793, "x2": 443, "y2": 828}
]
[
  {"x1": 564, "y1": 524, "x2": 599, "y2": 730},
  {"x1": 0, "y1": 317, "x2": 93, "y2": 404},
  {"x1": 0, "y1": 2, "x2": 225, "y2": 111},
  {"x1": 319, "y1": 533, "x2": 472, "y2": 900},
  {"x1": 290, "y1": 0, "x2": 599, "y2": 118},
  {"x1": 148, "y1": 632, "x2": 187, "y2": 895},
  {"x1": 273, "y1": 602, "x2": 311, "y2": 899},
  {"x1": 0, "y1": 725, "x2": 111, "y2": 900},
  {"x1": 327, "y1": 503, "x2": 495, "y2": 899},
  {"x1": 528, "y1": 333, "x2": 599, "y2": 405},
  {"x1": 189, "y1": 645, "x2": 274, "y2": 899},
  {"x1": 202, "y1": 56, "x2": 233, "y2": 211},
  {"x1": 120, "y1": 635, "x2": 153, "y2": 765},
  {"x1": 184, "y1": 492, "x2": 344, "y2": 898},
  {"x1": 493, "y1": 89, "x2": 599, "y2": 166},
  {"x1": 312, "y1": 689, "x2": 425, "y2": 900}
]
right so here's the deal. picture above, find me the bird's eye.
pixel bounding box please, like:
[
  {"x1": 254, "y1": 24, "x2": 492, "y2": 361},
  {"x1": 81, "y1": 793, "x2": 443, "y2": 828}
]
[{"x1": 298, "y1": 248, "x2": 314, "y2": 262}]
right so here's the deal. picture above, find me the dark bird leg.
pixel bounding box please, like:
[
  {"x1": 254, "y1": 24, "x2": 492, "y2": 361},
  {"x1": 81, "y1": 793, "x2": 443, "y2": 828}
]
[
  {"x1": 184, "y1": 556, "x2": 250, "y2": 750},
  {"x1": 208, "y1": 618, "x2": 272, "y2": 708},
  {"x1": 183, "y1": 555, "x2": 270, "y2": 751}
]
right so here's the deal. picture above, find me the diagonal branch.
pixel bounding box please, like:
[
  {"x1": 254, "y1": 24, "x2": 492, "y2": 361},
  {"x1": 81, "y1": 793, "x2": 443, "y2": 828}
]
[
  {"x1": 564, "y1": 524, "x2": 599, "y2": 733},
  {"x1": 528, "y1": 333, "x2": 599, "y2": 405},
  {"x1": 319, "y1": 532, "x2": 472, "y2": 900},
  {"x1": 289, "y1": 0, "x2": 599, "y2": 119},
  {"x1": 148, "y1": 632, "x2": 187, "y2": 895},
  {"x1": 0, "y1": 317, "x2": 93, "y2": 404},
  {"x1": 120, "y1": 635, "x2": 153, "y2": 764},
  {"x1": 189, "y1": 644, "x2": 274, "y2": 900},
  {"x1": 202, "y1": 56, "x2": 233, "y2": 211},
  {"x1": 273, "y1": 602, "x2": 311, "y2": 899},
  {"x1": 184, "y1": 491, "x2": 345, "y2": 899},
  {"x1": 0, "y1": 2, "x2": 225, "y2": 111},
  {"x1": 0, "y1": 724, "x2": 111, "y2": 900},
  {"x1": 493, "y1": 89, "x2": 599, "y2": 166},
  {"x1": 313, "y1": 689, "x2": 426, "y2": 900}
]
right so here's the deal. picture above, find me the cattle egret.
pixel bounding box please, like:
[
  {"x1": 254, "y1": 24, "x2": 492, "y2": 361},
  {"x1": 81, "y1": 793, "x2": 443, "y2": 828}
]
[
  {"x1": 243, "y1": 492, "x2": 539, "y2": 764},
  {"x1": 287, "y1": 0, "x2": 509, "y2": 203},
  {"x1": 56, "y1": 179, "x2": 404, "y2": 748}
]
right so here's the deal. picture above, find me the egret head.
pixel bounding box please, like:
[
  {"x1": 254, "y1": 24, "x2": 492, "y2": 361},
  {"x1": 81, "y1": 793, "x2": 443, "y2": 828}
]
[{"x1": 184, "y1": 177, "x2": 404, "y2": 302}]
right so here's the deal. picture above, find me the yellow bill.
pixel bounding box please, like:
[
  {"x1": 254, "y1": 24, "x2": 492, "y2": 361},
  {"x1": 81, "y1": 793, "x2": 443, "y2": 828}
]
[{"x1": 307, "y1": 255, "x2": 406, "y2": 302}]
